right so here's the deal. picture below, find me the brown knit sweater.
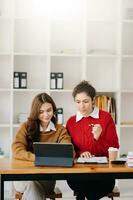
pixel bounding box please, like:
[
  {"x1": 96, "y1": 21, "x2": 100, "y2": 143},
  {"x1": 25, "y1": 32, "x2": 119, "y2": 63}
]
[{"x1": 12, "y1": 122, "x2": 72, "y2": 161}]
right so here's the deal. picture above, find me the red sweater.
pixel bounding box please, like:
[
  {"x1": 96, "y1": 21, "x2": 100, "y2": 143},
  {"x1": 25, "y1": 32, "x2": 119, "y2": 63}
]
[{"x1": 66, "y1": 110, "x2": 119, "y2": 158}]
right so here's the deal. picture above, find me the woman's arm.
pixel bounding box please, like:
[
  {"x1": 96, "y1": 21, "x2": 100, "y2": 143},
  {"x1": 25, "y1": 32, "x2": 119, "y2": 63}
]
[
  {"x1": 57, "y1": 125, "x2": 75, "y2": 157},
  {"x1": 92, "y1": 116, "x2": 119, "y2": 157},
  {"x1": 12, "y1": 122, "x2": 35, "y2": 161}
]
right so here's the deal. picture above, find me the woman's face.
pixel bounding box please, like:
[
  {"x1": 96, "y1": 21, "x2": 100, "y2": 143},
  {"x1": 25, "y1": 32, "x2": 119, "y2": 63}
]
[
  {"x1": 38, "y1": 102, "x2": 53, "y2": 125},
  {"x1": 75, "y1": 92, "x2": 94, "y2": 117}
]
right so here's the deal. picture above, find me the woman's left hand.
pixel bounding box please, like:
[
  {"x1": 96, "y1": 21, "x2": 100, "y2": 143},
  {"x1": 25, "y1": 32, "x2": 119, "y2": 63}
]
[
  {"x1": 80, "y1": 151, "x2": 92, "y2": 158},
  {"x1": 92, "y1": 124, "x2": 102, "y2": 140}
]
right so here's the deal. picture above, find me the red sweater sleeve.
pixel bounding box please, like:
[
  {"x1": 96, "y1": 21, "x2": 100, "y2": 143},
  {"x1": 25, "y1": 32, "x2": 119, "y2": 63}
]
[{"x1": 92, "y1": 115, "x2": 119, "y2": 157}]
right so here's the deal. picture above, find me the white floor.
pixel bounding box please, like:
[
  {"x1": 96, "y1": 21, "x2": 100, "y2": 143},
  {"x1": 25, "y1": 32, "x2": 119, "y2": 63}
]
[{"x1": 4, "y1": 180, "x2": 133, "y2": 200}]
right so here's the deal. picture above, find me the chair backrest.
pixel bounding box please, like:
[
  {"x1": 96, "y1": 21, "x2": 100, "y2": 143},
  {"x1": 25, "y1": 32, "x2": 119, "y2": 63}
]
[
  {"x1": 107, "y1": 186, "x2": 120, "y2": 199},
  {"x1": 15, "y1": 187, "x2": 62, "y2": 200},
  {"x1": 74, "y1": 186, "x2": 120, "y2": 200}
]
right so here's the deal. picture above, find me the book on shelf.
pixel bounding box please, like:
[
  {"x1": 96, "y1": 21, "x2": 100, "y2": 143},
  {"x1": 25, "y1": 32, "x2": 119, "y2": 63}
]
[
  {"x1": 95, "y1": 95, "x2": 116, "y2": 123},
  {"x1": 121, "y1": 121, "x2": 133, "y2": 125},
  {"x1": 101, "y1": 95, "x2": 108, "y2": 111}
]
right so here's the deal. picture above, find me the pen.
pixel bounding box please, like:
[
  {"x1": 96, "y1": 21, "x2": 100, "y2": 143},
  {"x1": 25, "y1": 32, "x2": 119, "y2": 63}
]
[{"x1": 88, "y1": 124, "x2": 94, "y2": 127}]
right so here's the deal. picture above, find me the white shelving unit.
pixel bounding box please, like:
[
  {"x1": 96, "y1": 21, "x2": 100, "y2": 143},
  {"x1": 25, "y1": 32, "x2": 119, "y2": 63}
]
[
  {"x1": 0, "y1": 0, "x2": 133, "y2": 161},
  {"x1": 120, "y1": 0, "x2": 133, "y2": 159}
]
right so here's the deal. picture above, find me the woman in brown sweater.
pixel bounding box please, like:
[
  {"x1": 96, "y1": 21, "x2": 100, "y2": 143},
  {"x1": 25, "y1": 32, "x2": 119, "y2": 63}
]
[{"x1": 12, "y1": 92, "x2": 72, "y2": 200}]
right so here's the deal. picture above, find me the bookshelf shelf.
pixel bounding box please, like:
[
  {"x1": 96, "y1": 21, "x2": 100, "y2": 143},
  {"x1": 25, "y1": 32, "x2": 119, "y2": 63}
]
[
  {"x1": 51, "y1": 53, "x2": 82, "y2": 57},
  {"x1": 13, "y1": 89, "x2": 48, "y2": 92},
  {"x1": 0, "y1": 124, "x2": 10, "y2": 128}
]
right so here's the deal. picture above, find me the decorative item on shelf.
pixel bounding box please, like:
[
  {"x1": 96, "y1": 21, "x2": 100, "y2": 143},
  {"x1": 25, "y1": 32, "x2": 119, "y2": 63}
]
[
  {"x1": 13, "y1": 72, "x2": 27, "y2": 89},
  {"x1": 120, "y1": 153, "x2": 127, "y2": 158},
  {"x1": 87, "y1": 49, "x2": 116, "y2": 55},
  {"x1": 0, "y1": 147, "x2": 4, "y2": 158},
  {"x1": 95, "y1": 95, "x2": 116, "y2": 123},
  {"x1": 126, "y1": 8, "x2": 133, "y2": 20},
  {"x1": 56, "y1": 108, "x2": 63, "y2": 124},
  {"x1": 50, "y1": 72, "x2": 64, "y2": 89},
  {"x1": 18, "y1": 113, "x2": 28, "y2": 123},
  {"x1": 59, "y1": 49, "x2": 80, "y2": 54}
]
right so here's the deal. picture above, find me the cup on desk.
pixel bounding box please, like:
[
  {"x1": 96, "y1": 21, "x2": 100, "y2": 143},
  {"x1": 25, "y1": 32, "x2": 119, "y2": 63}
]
[{"x1": 108, "y1": 147, "x2": 118, "y2": 162}]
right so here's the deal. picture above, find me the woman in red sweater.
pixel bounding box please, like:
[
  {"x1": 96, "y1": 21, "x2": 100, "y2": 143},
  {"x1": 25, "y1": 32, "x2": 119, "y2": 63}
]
[{"x1": 66, "y1": 80, "x2": 119, "y2": 200}]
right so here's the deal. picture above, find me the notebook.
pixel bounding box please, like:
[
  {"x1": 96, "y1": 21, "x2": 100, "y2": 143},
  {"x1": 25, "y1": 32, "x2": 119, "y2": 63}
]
[
  {"x1": 77, "y1": 156, "x2": 108, "y2": 164},
  {"x1": 33, "y1": 142, "x2": 74, "y2": 167}
]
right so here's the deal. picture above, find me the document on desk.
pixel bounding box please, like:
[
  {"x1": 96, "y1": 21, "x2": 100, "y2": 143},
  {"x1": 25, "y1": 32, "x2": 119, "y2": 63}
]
[{"x1": 77, "y1": 156, "x2": 108, "y2": 164}]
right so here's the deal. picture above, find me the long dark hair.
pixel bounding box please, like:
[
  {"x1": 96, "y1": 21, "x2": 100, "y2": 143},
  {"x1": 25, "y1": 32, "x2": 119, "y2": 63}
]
[{"x1": 26, "y1": 93, "x2": 57, "y2": 152}]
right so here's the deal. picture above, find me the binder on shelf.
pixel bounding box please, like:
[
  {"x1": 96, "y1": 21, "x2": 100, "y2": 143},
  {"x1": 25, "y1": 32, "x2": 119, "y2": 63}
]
[
  {"x1": 20, "y1": 72, "x2": 27, "y2": 88},
  {"x1": 50, "y1": 72, "x2": 56, "y2": 89},
  {"x1": 57, "y1": 108, "x2": 63, "y2": 124},
  {"x1": 13, "y1": 72, "x2": 20, "y2": 89},
  {"x1": 57, "y1": 73, "x2": 63, "y2": 89}
]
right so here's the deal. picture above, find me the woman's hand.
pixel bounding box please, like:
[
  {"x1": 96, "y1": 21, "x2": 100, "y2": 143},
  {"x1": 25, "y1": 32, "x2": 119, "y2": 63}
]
[
  {"x1": 80, "y1": 151, "x2": 92, "y2": 158},
  {"x1": 92, "y1": 124, "x2": 102, "y2": 140}
]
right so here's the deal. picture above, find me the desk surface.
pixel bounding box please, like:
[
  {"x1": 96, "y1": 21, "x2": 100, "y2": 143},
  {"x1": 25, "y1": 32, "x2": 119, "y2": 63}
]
[
  {"x1": 1, "y1": 158, "x2": 133, "y2": 200},
  {"x1": 0, "y1": 158, "x2": 133, "y2": 175}
]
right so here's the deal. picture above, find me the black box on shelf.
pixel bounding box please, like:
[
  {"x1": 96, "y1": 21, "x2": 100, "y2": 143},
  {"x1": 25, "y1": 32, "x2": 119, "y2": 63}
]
[
  {"x1": 13, "y1": 72, "x2": 27, "y2": 89},
  {"x1": 57, "y1": 108, "x2": 63, "y2": 124},
  {"x1": 20, "y1": 72, "x2": 27, "y2": 88},
  {"x1": 13, "y1": 72, "x2": 20, "y2": 89},
  {"x1": 50, "y1": 72, "x2": 57, "y2": 89},
  {"x1": 57, "y1": 73, "x2": 63, "y2": 89},
  {"x1": 50, "y1": 72, "x2": 64, "y2": 89}
]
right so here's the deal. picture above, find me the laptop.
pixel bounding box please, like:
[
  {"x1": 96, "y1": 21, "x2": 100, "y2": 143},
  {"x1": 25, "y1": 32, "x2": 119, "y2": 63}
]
[{"x1": 33, "y1": 142, "x2": 74, "y2": 167}]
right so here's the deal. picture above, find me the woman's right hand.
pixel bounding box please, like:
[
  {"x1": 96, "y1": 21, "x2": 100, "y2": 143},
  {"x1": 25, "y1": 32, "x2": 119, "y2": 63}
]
[{"x1": 80, "y1": 151, "x2": 92, "y2": 158}]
